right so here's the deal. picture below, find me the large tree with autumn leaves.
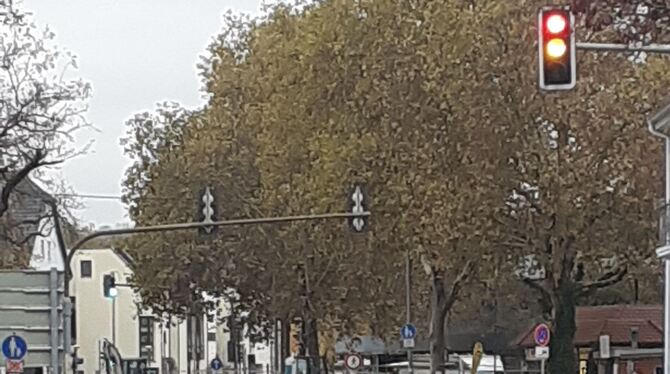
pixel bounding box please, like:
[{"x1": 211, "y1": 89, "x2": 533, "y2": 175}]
[{"x1": 120, "y1": 1, "x2": 670, "y2": 373}]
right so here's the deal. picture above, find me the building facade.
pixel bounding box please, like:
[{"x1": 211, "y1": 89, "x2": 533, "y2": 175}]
[{"x1": 71, "y1": 248, "x2": 212, "y2": 374}]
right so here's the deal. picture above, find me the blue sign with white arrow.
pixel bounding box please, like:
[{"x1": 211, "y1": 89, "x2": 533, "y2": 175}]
[
  {"x1": 2, "y1": 334, "x2": 27, "y2": 360},
  {"x1": 400, "y1": 324, "x2": 417, "y2": 340},
  {"x1": 211, "y1": 357, "x2": 223, "y2": 371}
]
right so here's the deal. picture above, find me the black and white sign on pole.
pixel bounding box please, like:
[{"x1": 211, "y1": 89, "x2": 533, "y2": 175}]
[
  {"x1": 348, "y1": 184, "x2": 368, "y2": 232},
  {"x1": 198, "y1": 186, "x2": 217, "y2": 235},
  {"x1": 344, "y1": 353, "x2": 363, "y2": 371}
]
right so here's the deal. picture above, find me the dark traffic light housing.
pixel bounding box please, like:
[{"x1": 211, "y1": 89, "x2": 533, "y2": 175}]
[
  {"x1": 538, "y1": 6, "x2": 576, "y2": 91},
  {"x1": 72, "y1": 347, "x2": 84, "y2": 372},
  {"x1": 103, "y1": 274, "x2": 117, "y2": 298}
]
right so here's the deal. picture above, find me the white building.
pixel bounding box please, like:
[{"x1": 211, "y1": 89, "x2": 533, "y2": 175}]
[
  {"x1": 70, "y1": 247, "x2": 271, "y2": 374},
  {"x1": 71, "y1": 248, "x2": 211, "y2": 374}
]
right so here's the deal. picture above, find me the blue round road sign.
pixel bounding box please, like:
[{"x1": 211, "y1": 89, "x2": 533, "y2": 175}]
[
  {"x1": 534, "y1": 323, "x2": 550, "y2": 347},
  {"x1": 2, "y1": 334, "x2": 27, "y2": 360},
  {"x1": 400, "y1": 324, "x2": 417, "y2": 340},
  {"x1": 211, "y1": 357, "x2": 223, "y2": 371}
]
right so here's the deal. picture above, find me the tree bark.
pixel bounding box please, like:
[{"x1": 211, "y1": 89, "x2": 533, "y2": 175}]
[
  {"x1": 429, "y1": 270, "x2": 448, "y2": 374},
  {"x1": 303, "y1": 317, "x2": 320, "y2": 374},
  {"x1": 281, "y1": 317, "x2": 290, "y2": 373},
  {"x1": 548, "y1": 281, "x2": 578, "y2": 374}
]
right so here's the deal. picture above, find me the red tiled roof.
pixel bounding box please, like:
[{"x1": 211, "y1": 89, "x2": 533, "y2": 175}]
[{"x1": 517, "y1": 305, "x2": 663, "y2": 348}]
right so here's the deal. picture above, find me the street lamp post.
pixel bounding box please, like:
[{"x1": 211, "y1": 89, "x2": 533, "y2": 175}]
[{"x1": 648, "y1": 99, "x2": 670, "y2": 374}]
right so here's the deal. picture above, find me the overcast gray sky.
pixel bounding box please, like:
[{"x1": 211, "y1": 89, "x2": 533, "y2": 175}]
[{"x1": 24, "y1": 0, "x2": 263, "y2": 228}]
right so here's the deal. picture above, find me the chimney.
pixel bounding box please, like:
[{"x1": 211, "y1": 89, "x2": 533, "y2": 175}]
[{"x1": 630, "y1": 327, "x2": 639, "y2": 349}]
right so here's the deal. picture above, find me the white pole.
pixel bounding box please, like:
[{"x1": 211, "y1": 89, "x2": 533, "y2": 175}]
[
  {"x1": 648, "y1": 119, "x2": 670, "y2": 374},
  {"x1": 540, "y1": 359, "x2": 545, "y2": 374},
  {"x1": 664, "y1": 139, "x2": 670, "y2": 374}
]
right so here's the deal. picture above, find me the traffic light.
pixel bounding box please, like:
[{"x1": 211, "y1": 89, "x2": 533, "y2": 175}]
[
  {"x1": 103, "y1": 274, "x2": 117, "y2": 299},
  {"x1": 348, "y1": 184, "x2": 368, "y2": 232},
  {"x1": 197, "y1": 186, "x2": 217, "y2": 234},
  {"x1": 537, "y1": 6, "x2": 576, "y2": 91},
  {"x1": 72, "y1": 347, "x2": 84, "y2": 372}
]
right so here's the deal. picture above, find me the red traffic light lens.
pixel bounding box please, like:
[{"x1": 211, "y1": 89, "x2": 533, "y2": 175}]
[{"x1": 546, "y1": 14, "x2": 567, "y2": 34}]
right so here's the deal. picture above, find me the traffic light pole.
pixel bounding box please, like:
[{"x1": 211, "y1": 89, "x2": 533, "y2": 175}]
[
  {"x1": 575, "y1": 39, "x2": 670, "y2": 374},
  {"x1": 576, "y1": 42, "x2": 670, "y2": 54},
  {"x1": 63, "y1": 210, "x2": 371, "y2": 305}
]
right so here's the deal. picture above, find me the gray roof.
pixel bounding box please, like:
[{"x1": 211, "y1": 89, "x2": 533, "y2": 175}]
[{"x1": 0, "y1": 178, "x2": 56, "y2": 257}]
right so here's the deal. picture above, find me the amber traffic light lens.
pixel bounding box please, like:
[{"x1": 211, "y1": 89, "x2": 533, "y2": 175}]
[{"x1": 546, "y1": 38, "x2": 567, "y2": 58}]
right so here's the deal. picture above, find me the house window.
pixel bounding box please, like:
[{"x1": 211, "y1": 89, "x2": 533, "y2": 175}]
[
  {"x1": 80, "y1": 260, "x2": 92, "y2": 278},
  {"x1": 139, "y1": 316, "x2": 154, "y2": 361}
]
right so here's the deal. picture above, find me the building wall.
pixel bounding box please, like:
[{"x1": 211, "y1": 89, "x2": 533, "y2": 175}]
[
  {"x1": 29, "y1": 219, "x2": 64, "y2": 271},
  {"x1": 71, "y1": 249, "x2": 163, "y2": 374},
  {"x1": 616, "y1": 357, "x2": 662, "y2": 374},
  {"x1": 71, "y1": 248, "x2": 263, "y2": 374}
]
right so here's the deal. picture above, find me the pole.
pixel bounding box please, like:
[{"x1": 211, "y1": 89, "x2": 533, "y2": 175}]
[
  {"x1": 405, "y1": 250, "x2": 414, "y2": 374},
  {"x1": 649, "y1": 119, "x2": 670, "y2": 374},
  {"x1": 49, "y1": 267, "x2": 59, "y2": 374},
  {"x1": 63, "y1": 211, "x2": 371, "y2": 293},
  {"x1": 576, "y1": 42, "x2": 670, "y2": 54},
  {"x1": 540, "y1": 359, "x2": 545, "y2": 374},
  {"x1": 64, "y1": 299, "x2": 72, "y2": 355},
  {"x1": 665, "y1": 139, "x2": 670, "y2": 374},
  {"x1": 112, "y1": 296, "x2": 116, "y2": 344}
]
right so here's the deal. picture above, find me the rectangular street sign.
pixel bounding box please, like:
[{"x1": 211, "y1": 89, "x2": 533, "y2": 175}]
[
  {"x1": 535, "y1": 346, "x2": 549, "y2": 359},
  {"x1": 6, "y1": 359, "x2": 24, "y2": 373},
  {"x1": 0, "y1": 269, "x2": 64, "y2": 369},
  {"x1": 402, "y1": 339, "x2": 415, "y2": 348}
]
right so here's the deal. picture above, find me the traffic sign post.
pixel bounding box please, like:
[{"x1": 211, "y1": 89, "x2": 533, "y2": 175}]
[
  {"x1": 211, "y1": 357, "x2": 223, "y2": 371},
  {"x1": 3, "y1": 334, "x2": 27, "y2": 374},
  {"x1": 2, "y1": 335, "x2": 27, "y2": 361},
  {"x1": 400, "y1": 324, "x2": 417, "y2": 348},
  {"x1": 534, "y1": 324, "x2": 550, "y2": 347},
  {"x1": 533, "y1": 324, "x2": 551, "y2": 374},
  {"x1": 6, "y1": 359, "x2": 24, "y2": 374},
  {"x1": 344, "y1": 353, "x2": 363, "y2": 372}
]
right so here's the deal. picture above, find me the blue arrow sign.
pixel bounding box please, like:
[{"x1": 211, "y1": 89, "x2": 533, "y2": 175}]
[
  {"x1": 400, "y1": 324, "x2": 417, "y2": 339},
  {"x1": 211, "y1": 357, "x2": 223, "y2": 371},
  {"x1": 2, "y1": 335, "x2": 27, "y2": 360}
]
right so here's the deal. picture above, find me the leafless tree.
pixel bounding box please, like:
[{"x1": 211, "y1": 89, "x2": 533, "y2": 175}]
[{"x1": 0, "y1": 0, "x2": 91, "y2": 218}]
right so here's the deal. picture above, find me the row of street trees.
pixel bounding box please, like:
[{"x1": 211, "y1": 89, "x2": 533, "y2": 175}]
[{"x1": 119, "y1": 1, "x2": 670, "y2": 373}]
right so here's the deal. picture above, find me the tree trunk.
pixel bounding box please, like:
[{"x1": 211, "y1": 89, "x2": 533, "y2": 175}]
[
  {"x1": 281, "y1": 317, "x2": 290, "y2": 373},
  {"x1": 429, "y1": 271, "x2": 448, "y2": 374},
  {"x1": 303, "y1": 317, "x2": 320, "y2": 374},
  {"x1": 548, "y1": 281, "x2": 578, "y2": 374}
]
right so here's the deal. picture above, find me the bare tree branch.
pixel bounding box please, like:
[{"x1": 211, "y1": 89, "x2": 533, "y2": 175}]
[
  {"x1": 0, "y1": 149, "x2": 46, "y2": 216},
  {"x1": 444, "y1": 259, "x2": 474, "y2": 311},
  {"x1": 577, "y1": 266, "x2": 628, "y2": 295}
]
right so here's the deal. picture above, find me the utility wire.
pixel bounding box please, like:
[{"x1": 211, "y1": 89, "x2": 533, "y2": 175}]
[{"x1": 54, "y1": 193, "x2": 196, "y2": 201}]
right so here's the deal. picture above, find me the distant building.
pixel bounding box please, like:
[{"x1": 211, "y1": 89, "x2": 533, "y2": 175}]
[
  {"x1": 71, "y1": 247, "x2": 270, "y2": 374},
  {"x1": 517, "y1": 305, "x2": 663, "y2": 374},
  {"x1": 0, "y1": 178, "x2": 69, "y2": 270},
  {"x1": 71, "y1": 247, "x2": 213, "y2": 374}
]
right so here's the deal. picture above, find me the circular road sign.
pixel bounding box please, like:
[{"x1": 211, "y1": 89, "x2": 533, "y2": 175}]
[
  {"x1": 534, "y1": 323, "x2": 551, "y2": 347},
  {"x1": 211, "y1": 357, "x2": 223, "y2": 371},
  {"x1": 400, "y1": 324, "x2": 417, "y2": 340},
  {"x1": 2, "y1": 335, "x2": 27, "y2": 360},
  {"x1": 344, "y1": 353, "x2": 363, "y2": 371}
]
